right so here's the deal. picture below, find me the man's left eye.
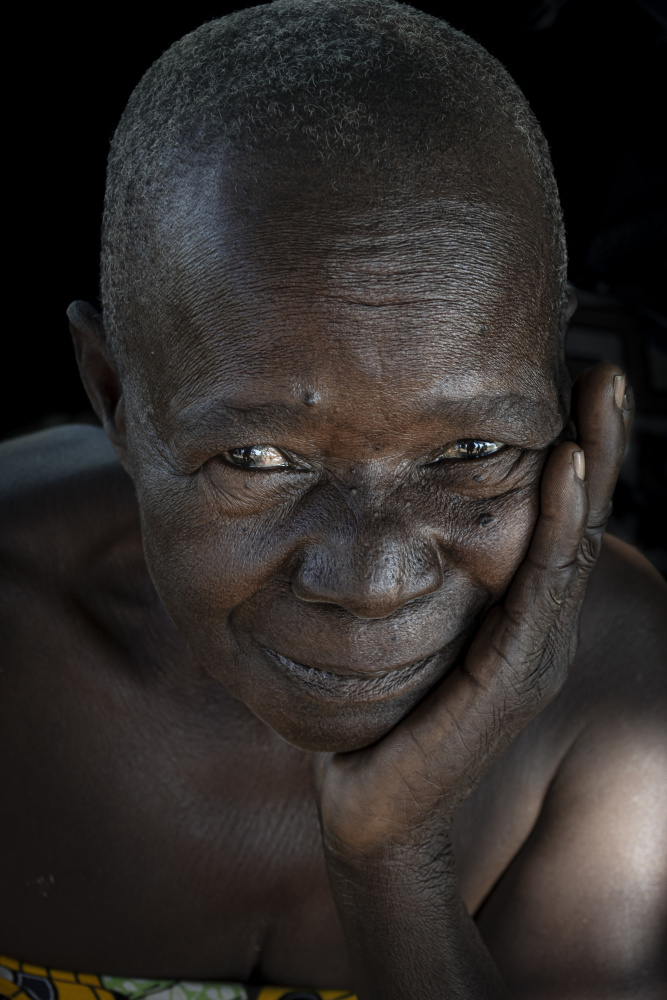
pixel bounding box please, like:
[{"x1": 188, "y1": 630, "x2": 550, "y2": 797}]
[
  {"x1": 434, "y1": 439, "x2": 506, "y2": 461},
  {"x1": 224, "y1": 445, "x2": 290, "y2": 469}
]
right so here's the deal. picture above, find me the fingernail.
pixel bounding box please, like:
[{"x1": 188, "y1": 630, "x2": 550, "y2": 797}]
[
  {"x1": 573, "y1": 450, "x2": 585, "y2": 480},
  {"x1": 613, "y1": 374, "x2": 626, "y2": 409}
]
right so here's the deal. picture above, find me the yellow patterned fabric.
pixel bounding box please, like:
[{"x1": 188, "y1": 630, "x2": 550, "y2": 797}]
[{"x1": 0, "y1": 957, "x2": 355, "y2": 1000}]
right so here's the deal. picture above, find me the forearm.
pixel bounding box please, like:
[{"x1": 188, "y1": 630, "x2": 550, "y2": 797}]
[{"x1": 325, "y1": 835, "x2": 511, "y2": 1000}]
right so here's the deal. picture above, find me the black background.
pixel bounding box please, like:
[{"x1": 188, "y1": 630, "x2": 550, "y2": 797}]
[{"x1": 5, "y1": 0, "x2": 666, "y2": 562}]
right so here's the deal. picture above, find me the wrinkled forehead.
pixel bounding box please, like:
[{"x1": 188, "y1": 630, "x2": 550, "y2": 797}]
[{"x1": 126, "y1": 170, "x2": 563, "y2": 425}]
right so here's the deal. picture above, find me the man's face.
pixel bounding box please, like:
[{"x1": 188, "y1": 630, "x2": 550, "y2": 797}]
[{"x1": 120, "y1": 181, "x2": 566, "y2": 752}]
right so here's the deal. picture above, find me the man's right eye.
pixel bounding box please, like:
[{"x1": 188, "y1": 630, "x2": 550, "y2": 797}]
[{"x1": 224, "y1": 445, "x2": 291, "y2": 469}]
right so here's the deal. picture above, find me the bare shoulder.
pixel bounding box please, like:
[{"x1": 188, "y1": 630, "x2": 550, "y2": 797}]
[
  {"x1": 575, "y1": 532, "x2": 666, "y2": 704},
  {"x1": 552, "y1": 531, "x2": 666, "y2": 770},
  {"x1": 587, "y1": 531, "x2": 666, "y2": 625},
  {"x1": 0, "y1": 424, "x2": 135, "y2": 575}
]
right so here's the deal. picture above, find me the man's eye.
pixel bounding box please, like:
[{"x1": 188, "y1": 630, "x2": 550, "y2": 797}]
[
  {"x1": 435, "y1": 439, "x2": 506, "y2": 461},
  {"x1": 224, "y1": 445, "x2": 290, "y2": 469}
]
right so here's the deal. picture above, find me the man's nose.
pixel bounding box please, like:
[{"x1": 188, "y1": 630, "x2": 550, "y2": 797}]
[{"x1": 291, "y1": 517, "x2": 444, "y2": 619}]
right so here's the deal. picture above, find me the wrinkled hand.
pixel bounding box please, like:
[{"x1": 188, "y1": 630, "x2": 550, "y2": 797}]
[{"x1": 316, "y1": 364, "x2": 633, "y2": 853}]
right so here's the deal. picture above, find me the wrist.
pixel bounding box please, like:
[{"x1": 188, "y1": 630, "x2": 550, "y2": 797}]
[
  {"x1": 322, "y1": 822, "x2": 458, "y2": 891},
  {"x1": 319, "y1": 791, "x2": 455, "y2": 859}
]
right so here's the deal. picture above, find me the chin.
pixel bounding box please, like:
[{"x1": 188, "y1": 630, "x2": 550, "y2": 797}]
[{"x1": 262, "y1": 696, "x2": 418, "y2": 753}]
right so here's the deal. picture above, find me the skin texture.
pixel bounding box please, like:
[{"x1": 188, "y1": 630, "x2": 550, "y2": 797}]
[{"x1": 0, "y1": 169, "x2": 665, "y2": 997}]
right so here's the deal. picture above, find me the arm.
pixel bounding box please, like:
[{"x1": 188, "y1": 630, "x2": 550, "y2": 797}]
[
  {"x1": 316, "y1": 365, "x2": 636, "y2": 998},
  {"x1": 324, "y1": 836, "x2": 511, "y2": 998}
]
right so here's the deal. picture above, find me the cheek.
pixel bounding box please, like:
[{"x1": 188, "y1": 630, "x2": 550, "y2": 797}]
[
  {"x1": 135, "y1": 474, "x2": 297, "y2": 633},
  {"x1": 450, "y1": 486, "x2": 541, "y2": 597},
  {"x1": 424, "y1": 456, "x2": 545, "y2": 597}
]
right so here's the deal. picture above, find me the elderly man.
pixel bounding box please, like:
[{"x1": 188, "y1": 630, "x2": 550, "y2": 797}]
[{"x1": 1, "y1": 2, "x2": 665, "y2": 998}]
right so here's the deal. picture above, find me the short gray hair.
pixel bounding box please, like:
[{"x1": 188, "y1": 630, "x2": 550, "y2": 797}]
[{"x1": 101, "y1": 0, "x2": 567, "y2": 364}]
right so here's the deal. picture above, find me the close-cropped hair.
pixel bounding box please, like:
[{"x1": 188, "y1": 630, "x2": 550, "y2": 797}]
[{"x1": 101, "y1": 0, "x2": 567, "y2": 367}]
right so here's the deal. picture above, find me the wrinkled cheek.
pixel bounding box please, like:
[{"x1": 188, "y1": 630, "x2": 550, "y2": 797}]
[
  {"x1": 447, "y1": 487, "x2": 541, "y2": 599},
  {"x1": 136, "y1": 487, "x2": 292, "y2": 640}
]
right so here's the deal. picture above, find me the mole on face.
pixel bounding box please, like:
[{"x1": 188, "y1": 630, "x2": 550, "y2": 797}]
[{"x1": 302, "y1": 389, "x2": 320, "y2": 405}]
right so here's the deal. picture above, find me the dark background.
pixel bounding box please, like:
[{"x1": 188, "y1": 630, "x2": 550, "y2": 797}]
[{"x1": 5, "y1": 0, "x2": 666, "y2": 569}]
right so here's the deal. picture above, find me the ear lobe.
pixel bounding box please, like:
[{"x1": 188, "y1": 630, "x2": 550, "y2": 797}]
[{"x1": 67, "y1": 300, "x2": 127, "y2": 459}]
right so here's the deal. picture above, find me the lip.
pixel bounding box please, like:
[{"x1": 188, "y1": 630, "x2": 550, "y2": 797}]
[{"x1": 261, "y1": 645, "x2": 449, "y2": 702}]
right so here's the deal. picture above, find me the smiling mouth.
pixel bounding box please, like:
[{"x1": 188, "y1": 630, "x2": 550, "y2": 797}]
[{"x1": 261, "y1": 646, "x2": 448, "y2": 701}]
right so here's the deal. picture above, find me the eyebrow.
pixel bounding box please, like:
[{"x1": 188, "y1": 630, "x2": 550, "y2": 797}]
[
  {"x1": 441, "y1": 393, "x2": 564, "y2": 437},
  {"x1": 173, "y1": 399, "x2": 311, "y2": 440},
  {"x1": 171, "y1": 390, "x2": 564, "y2": 450}
]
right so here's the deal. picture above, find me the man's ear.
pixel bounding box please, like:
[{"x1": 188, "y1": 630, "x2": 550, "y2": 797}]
[
  {"x1": 557, "y1": 284, "x2": 578, "y2": 352},
  {"x1": 67, "y1": 300, "x2": 128, "y2": 462},
  {"x1": 564, "y1": 284, "x2": 578, "y2": 326}
]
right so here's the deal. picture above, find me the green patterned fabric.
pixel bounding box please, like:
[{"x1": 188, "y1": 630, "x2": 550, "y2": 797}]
[{"x1": 101, "y1": 981, "x2": 247, "y2": 1000}]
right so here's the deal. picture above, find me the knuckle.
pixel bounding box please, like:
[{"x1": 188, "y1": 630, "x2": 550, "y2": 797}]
[
  {"x1": 545, "y1": 582, "x2": 569, "y2": 611},
  {"x1": 530, "y1": 662, "x2": 568, "y2": 709},
  {"x1": 589, "y1": 499, "x2": 613, "y2": 533},
  {"x1": 517, "y1": 638, "x2": 570, "y2": 710},
  {"x1": 578, "y1": 528, "x2": 603, "y2": 571}
]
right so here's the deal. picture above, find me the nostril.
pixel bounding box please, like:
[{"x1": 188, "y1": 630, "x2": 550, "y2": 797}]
[{"x1": 291, "y1": 535, "x2": 444, "y2": 619}]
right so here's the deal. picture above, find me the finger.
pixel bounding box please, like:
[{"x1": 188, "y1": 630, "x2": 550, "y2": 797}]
[
  {"x1": 470, "y1": 439, "x2": 588, "y2": 686},
  {"x1": 572, "y1": 363, "x2": 632, "y2": 532}
]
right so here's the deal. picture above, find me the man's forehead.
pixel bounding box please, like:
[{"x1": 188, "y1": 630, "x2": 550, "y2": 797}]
[
  {"x1": 127, "y1": 176, "x2": 562, "y2": 436},
  {"x1": 153, "y1": 192, "x2": 552, "y2": 347},
  {"x1": 158, "y1": 185, "x2": 554, "y2": 334},
  {"x1": 170, "y1": 172, "x2": 545, "y2": 267}
]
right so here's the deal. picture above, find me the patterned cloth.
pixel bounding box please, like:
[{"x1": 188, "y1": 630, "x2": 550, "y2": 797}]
[{"x1": 0, "y1": 957, "x2": 355, "y2": 1000}]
